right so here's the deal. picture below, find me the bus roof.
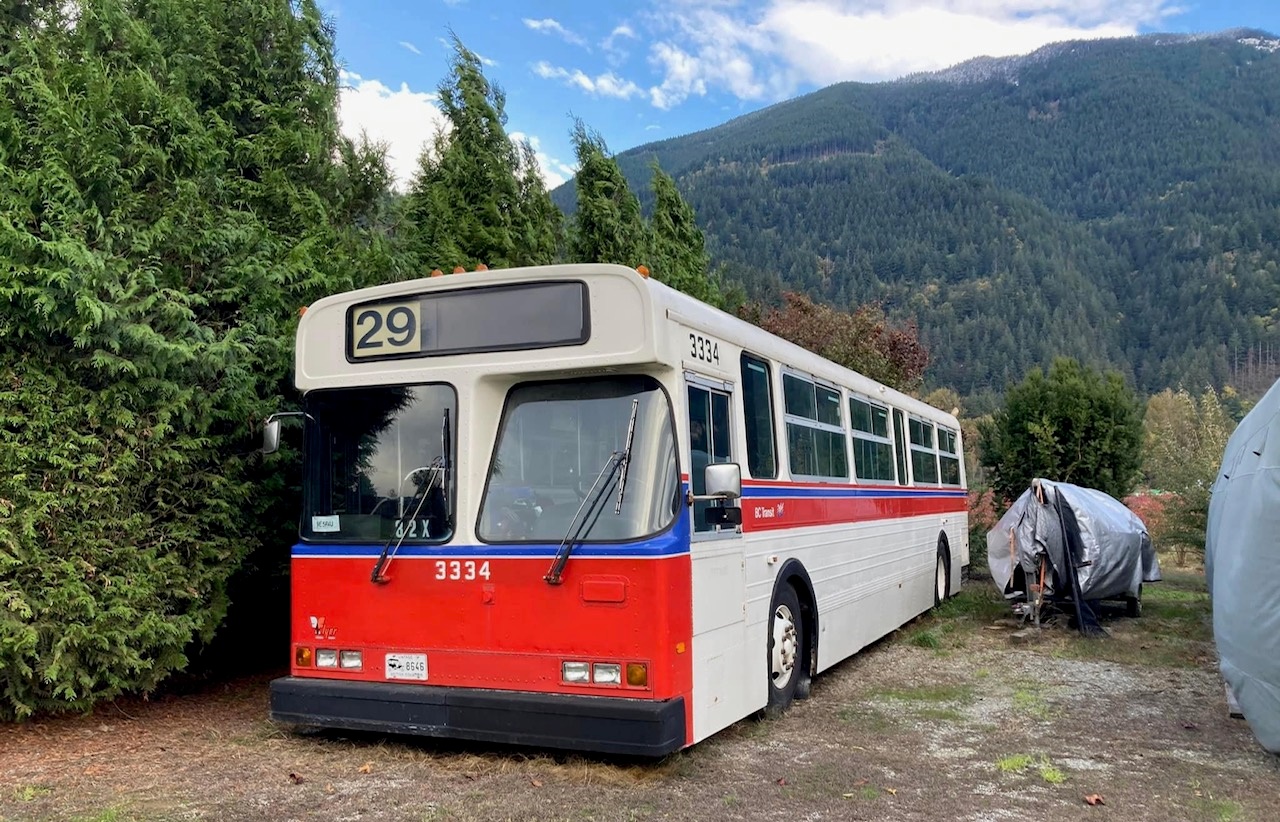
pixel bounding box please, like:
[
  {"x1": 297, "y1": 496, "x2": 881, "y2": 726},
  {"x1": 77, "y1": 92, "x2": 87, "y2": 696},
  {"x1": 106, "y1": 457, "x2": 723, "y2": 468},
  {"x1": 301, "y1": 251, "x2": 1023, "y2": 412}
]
[{"x1": 294, "y1": 263, "x2": 958, "y2": 430}]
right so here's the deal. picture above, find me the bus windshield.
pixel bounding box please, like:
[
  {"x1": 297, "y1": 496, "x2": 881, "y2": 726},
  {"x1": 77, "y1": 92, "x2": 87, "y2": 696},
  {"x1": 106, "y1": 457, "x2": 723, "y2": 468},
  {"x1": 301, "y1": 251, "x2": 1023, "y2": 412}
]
[
  {"x1": 302, "y1": 384, "x2": 457, "y2": 543},
  {"x1": 478, "y1": 376, "x2": 680, "y2": 543}
]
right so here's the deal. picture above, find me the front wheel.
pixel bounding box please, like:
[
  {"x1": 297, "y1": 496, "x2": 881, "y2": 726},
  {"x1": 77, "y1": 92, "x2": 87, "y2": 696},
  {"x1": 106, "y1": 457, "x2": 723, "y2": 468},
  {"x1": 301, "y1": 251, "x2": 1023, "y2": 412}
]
[{"x1": 766, "y1": 585, "x2": 804, "y2": 717}]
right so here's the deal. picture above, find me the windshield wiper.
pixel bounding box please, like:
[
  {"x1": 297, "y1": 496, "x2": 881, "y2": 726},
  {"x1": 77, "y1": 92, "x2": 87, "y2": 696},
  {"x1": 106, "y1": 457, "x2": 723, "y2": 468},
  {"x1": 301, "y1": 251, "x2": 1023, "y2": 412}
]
[
  {"x1": 372, "y1": 409, "x2": 451, "y2": 585},
  {"x1": 545, "y1": 399, "x2": 639, "y2": 585},
  {"x1": 614, "y1": 399, "x2": 639, "y2": 514}
]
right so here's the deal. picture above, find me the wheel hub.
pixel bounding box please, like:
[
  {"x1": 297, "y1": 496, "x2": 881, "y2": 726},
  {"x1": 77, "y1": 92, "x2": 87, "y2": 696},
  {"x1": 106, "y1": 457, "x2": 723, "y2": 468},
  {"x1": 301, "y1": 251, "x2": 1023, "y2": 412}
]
[{"x1": 771, "y1": 603, "x2": 798, "y2": 687}]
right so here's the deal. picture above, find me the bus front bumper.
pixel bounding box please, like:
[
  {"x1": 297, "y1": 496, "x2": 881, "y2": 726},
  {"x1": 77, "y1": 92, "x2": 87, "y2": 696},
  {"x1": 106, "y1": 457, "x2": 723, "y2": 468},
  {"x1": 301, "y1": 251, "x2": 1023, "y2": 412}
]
[{"x1": 269, "y1": 676, "x2": 686, "y2": 757}]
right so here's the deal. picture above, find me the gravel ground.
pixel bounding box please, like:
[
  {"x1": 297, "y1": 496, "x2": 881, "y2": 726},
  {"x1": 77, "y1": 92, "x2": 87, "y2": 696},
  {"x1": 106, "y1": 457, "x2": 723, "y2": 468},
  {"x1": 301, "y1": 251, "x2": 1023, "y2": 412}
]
[{"x1": 2, "y1": 572, "x2": 1276, "y2": 822}]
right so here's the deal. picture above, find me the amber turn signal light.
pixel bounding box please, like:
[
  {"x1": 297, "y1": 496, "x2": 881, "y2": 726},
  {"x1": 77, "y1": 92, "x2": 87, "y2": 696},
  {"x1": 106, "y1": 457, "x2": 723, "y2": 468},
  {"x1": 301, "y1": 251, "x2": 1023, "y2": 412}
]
[
  {"x1": 295, "y1": 646, "x2": 313, "y2": 667},
  {"x1": 626, "y1": 662, "x2": 648, "y2": 687}
]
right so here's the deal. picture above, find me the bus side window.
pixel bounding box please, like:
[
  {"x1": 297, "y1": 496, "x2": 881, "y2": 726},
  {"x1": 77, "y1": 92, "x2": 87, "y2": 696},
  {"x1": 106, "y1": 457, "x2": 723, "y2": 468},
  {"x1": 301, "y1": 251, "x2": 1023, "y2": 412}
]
[
  {"x1": 892, "y1": 408, "x2": 909, "y2": 486},
  {"x1": 740, "y1": 352, "x2": 777, "y2": 479}
]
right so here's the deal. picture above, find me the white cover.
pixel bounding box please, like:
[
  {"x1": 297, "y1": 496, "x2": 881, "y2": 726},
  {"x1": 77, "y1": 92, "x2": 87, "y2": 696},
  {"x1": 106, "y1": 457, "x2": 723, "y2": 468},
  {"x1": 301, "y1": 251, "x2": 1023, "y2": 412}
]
[{"x1": 1206, "y1": 378, "x2": 1280, "y2": 753}]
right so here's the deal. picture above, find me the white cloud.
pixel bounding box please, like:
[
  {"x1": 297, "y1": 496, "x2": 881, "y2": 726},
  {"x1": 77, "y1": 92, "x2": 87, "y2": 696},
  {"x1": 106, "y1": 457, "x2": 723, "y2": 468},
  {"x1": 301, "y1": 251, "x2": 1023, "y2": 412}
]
[
  {"x1": 533, "y1": 61, "x2": 645, "y2": 100},
  {"x1": 337, "y1": 71, "x2": 447, "y2": 190},
  {"x1": 510, "y1": 131, "x2": 578, "y2": 189},
  {"x1": 602, "y1": 23, "x2": 638, "y2": 64},
  {"x1": 399, "y1": 40, "x2": 421, "y2": 55},
  {"x1": 523, "y1": 17, "x2": 588, "y2": 47},
  {"x1": 639, "y1": 0, "x2": 1179, "y2": 105}
]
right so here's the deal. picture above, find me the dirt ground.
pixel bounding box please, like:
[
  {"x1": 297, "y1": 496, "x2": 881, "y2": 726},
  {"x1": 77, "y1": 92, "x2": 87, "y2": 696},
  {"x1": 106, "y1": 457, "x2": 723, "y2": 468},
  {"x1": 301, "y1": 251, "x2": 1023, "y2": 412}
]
[{"x1": 2, "y1": 571, "x2": 1277, "y2": 822}]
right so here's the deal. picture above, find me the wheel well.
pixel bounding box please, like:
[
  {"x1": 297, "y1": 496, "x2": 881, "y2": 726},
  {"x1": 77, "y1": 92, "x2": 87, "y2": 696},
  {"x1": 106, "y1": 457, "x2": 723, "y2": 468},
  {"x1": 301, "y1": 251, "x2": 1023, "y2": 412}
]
[{"x1": 774, "y1": 559, "x2": 818, "y2": 678}]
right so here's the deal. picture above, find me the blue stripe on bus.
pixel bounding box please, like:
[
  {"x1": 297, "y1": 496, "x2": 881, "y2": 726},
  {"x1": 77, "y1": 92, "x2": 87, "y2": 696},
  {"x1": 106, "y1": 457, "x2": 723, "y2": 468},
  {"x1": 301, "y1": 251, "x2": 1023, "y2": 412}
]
[{"x1": 292, "y1": 517, "x2": 690, "y2": 559}]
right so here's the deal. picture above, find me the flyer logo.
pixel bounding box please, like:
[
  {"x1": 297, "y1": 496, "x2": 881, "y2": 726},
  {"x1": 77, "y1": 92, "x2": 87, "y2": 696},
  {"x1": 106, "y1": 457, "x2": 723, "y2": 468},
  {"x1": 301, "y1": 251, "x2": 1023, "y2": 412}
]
[{"x1": 309, "y1": 615, "x2": 338, "y2": 640}]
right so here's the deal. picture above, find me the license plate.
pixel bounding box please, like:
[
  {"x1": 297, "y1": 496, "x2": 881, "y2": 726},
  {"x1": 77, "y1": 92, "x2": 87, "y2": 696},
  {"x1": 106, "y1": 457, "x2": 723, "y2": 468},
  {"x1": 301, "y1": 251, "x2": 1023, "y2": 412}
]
[{"x1": 384, "y1": 653, "x2": 427, "y2": 681}]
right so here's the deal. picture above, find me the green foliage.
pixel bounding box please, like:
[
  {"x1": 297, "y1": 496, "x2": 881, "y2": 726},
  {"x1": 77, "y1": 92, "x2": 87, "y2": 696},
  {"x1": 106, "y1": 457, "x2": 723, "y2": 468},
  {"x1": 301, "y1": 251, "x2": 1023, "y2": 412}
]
[
  {"x1": 404, "y1": 36, "x2": 521, "y2": 270},
  {"x1": 1142, "y1": 387, "x2": 1234, "y2": 563},
  {"x1": 979, "y1": 358, "x2": 1144, "y2": 502},
  {"x1": 647, "y1": 163, "x2": 721, "y2": 306},
  {"x1": 0, "y1": 0, "x2": 393, "y2": 718},
  {"x1": 568, "y1": 121, "x2": 647, "y2": 268},
  {"x1": 559, "y1": 33, "x2": 1280, "y2": 398}
]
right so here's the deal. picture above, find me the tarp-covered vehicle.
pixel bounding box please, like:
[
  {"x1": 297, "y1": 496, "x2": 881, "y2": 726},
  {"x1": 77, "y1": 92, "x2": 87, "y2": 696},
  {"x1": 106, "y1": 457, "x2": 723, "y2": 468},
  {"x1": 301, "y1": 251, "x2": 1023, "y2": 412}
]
[
  {"x1": 1206, "y1": 378, "x2": 1280, "y2": 753},
  {"x1": 987, "y1": 479, "x2": 1161, "y2": 633}
]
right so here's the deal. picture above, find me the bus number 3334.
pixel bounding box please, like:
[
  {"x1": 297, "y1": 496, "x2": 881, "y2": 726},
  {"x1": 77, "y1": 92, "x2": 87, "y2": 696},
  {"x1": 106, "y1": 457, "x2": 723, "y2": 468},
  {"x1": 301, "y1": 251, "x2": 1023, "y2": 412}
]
[{"x1": 435, "y1": 560, "x2": 491, "y2": 581}]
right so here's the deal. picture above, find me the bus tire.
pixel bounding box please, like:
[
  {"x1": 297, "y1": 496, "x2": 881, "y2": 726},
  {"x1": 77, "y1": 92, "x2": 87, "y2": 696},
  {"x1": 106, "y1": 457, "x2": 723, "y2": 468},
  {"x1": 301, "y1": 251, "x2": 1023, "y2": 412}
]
[
  {"x1": 766, "y1": 584, "x2": 804, "y2": 717},
  {"x1": 934, "y1": 539, "x2": 951, "y2": 607}
]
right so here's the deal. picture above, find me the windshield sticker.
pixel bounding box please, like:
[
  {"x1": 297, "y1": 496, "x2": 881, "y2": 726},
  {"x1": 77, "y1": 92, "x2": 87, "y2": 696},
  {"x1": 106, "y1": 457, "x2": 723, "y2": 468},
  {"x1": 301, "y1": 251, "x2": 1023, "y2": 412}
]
[{"x1": 311, "y1": 515, "x2": 340, "y2": 533}]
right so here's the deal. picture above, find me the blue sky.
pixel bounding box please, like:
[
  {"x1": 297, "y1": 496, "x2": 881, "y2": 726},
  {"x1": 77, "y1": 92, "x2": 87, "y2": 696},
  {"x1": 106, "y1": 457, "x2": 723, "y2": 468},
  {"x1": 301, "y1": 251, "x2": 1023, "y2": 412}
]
[{"x1": 322, "y1": 1, "x2": 1280, "y2": 189}]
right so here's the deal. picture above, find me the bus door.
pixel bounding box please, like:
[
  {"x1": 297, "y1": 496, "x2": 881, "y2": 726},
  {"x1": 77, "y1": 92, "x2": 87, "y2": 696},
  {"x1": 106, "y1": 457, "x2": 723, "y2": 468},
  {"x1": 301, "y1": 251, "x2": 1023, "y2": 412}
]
[
  {"x1": 685, "y1": 374, "x2": 751, "y2": 736},
  {"x1": 685, "y1": 376, "x2": 740, "y2": 537}
]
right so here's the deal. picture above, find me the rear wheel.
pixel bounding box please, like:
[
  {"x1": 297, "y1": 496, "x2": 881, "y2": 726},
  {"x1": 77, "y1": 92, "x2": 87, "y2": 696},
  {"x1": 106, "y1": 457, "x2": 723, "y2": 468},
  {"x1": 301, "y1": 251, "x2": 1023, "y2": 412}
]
[
  {"x1": 934, "y1": 543, "x2": 951, "y2": 606},
  {"x1": 766, "y1": 585, "x2": 803, "y2": 717}
]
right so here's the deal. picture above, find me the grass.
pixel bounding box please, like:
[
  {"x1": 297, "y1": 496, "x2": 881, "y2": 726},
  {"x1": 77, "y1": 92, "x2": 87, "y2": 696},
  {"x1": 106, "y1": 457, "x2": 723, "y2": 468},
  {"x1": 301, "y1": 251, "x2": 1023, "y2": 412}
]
[
  {"x1": 12, "y1": 786, "x2": 50, "y2": 802},
  {"x1": 1044, "y1": 570, "x2": 1214, "y2": 669},
  {"x1": 869, "y1": 683, "x2": 975, "y2": 704},
  {"x1": 836, "y1": 703, "x2": 896, "y2": 731},
  {"x1": 1189, "y1": 797, "x2": 1241, "y2": 821},
  {"x1": 997, "y1": 755, "x2": 1067, "y2": 784},
  {"x1": 909, "y1": 630, "x2": 942, "y2": 649},
  {"x1": 996, "y1": 754, "x2": 1034, "y2": 773},
  {"x1": 1011, "y1": 684, "x2": 1056, "y2": 721}
]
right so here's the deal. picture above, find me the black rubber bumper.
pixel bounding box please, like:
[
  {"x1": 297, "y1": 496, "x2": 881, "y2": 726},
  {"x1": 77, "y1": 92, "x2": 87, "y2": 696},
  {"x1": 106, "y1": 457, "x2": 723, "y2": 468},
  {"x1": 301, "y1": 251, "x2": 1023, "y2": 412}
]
[{"x1": 269, "y1": 676, "x2": 686, "y2": 757}]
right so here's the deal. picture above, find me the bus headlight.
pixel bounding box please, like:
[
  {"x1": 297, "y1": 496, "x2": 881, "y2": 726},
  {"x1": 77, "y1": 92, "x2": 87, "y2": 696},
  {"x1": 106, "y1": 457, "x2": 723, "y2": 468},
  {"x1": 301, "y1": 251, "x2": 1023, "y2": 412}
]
[
  {"x1": 339, "y1": 650, "x2": 363, "y2": 670},
  {"x1": 592, "y1": 663, "x2": 622, "y2": 685},
  {"x1": 316, "y1": 649, "x2": 338, "y2": 668},
  {"x1": 562, "y1": 661, "x2": 590, "y2": 683}
]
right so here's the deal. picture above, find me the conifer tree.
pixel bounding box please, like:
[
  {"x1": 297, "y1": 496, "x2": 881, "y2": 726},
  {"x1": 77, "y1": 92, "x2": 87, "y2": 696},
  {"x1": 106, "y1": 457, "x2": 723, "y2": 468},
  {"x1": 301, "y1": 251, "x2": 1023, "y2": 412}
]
[
  {"x1": 568, "y1": 120, "x2": 647, "y2": 267},
  {"x1": 647, "y1": 163, "x2": 722, "y2": 306},
  {"x1": 0, "y1": 0, "x2": 393, "y2": 718},
  {"x1": 405, "y1": 36, "x2": 524, "y2": 271}
]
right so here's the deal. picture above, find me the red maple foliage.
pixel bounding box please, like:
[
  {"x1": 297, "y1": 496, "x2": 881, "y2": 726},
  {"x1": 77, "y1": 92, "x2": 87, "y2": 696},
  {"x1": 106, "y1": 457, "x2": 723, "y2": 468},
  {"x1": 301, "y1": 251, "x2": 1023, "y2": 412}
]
[{"x1": 739, "y1": 292, "x2": 928, "y2": 390}]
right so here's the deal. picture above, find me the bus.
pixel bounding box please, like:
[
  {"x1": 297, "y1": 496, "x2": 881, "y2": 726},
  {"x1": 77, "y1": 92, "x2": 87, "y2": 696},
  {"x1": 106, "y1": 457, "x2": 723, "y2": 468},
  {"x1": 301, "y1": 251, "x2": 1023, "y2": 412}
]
[{"x1": 264, "y1": 262, "x2": 968, "y2": 756}]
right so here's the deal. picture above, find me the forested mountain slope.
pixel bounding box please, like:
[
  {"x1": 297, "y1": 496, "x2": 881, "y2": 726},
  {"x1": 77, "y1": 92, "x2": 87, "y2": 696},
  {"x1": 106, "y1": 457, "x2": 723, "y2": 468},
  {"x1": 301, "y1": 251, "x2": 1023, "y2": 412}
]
[{"x1": 555, "y1": 30, "x2": 1280, "y2": 398}]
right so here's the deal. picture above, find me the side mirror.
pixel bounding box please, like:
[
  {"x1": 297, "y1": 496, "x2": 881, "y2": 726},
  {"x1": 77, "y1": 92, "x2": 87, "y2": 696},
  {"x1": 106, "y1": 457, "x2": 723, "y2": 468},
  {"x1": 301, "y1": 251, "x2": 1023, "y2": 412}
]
[
  {"x1": 704, "y1": 462, "x2": 742, "y2": 500},
  {"x1": 263, "y1": 416, "x2": 282, "y2": 455}
]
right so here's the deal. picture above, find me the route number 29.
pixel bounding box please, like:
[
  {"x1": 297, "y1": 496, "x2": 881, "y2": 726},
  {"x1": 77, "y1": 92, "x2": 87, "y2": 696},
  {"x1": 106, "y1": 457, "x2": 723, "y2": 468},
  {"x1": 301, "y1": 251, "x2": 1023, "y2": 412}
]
[
  {"x1": 689, "y1": 333, "x2": 720, "y2": 364},
  {"x1": 435, "y1": 560, "x2": 491, "y2": 581},
  {"x1": 351, "y1": 301, "x2": 421, "y2": 358}
]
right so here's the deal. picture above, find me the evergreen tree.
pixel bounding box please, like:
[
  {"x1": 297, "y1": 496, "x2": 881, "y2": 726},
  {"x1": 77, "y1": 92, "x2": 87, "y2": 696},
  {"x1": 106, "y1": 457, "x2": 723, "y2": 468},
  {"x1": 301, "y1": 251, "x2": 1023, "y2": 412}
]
[
  {"x1": 568, "y1": 120, "x2": 646, "y2": 267},
  {"x1": 0, "y1": 0, "x2": 392, "y2": 718},
  {"x1": 979, "y1": 358, "x2": 1144, "y2": 502},
  {"x1": 404, "y1": 35, "x2": 522, "y2": 271},
  {"x1": 510, "y1": 138, "x2": 563, "y2": 266},
  {"x1": 648, "y1": 162, "x2": 721, "y2": 306}
]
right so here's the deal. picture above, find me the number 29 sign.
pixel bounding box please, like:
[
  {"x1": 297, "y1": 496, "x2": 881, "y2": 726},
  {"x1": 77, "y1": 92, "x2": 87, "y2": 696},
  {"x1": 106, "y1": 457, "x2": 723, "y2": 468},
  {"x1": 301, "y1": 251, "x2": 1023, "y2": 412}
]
[{"x1": 350, "y1": 301, "x2": 421, "y2": 358}]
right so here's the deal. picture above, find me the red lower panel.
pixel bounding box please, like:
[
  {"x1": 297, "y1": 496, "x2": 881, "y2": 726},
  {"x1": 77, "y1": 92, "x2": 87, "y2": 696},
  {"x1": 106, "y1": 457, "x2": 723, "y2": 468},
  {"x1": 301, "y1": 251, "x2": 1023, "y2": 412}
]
[{"x1": 289, "y1": 554, "x2": 694, "y2": 742}]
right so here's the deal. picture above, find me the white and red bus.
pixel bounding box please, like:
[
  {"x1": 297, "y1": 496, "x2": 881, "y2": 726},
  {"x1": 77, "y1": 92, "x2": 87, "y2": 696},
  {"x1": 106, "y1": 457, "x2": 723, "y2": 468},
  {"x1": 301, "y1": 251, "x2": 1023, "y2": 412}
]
[{"x1": 265, "y1": 262, "x2": 968, "y2": 756}]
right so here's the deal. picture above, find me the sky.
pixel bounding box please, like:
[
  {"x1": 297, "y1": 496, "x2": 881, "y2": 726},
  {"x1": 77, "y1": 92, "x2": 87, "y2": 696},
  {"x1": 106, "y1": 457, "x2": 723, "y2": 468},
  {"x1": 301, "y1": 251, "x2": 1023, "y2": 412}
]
[{"x1": 323, "y1": 1, "x2": 1280, "y2": 190}]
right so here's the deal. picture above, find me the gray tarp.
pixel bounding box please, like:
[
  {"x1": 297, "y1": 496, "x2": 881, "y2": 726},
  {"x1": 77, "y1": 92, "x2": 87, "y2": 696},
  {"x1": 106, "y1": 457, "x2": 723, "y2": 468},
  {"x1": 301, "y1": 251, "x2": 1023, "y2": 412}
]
[
  {"x1": 987, "y1": 479, "x2": 1161, "y2": 603},
  {"x1": 1206, "y1": 378, "x2": 1280, "y2": 753}
]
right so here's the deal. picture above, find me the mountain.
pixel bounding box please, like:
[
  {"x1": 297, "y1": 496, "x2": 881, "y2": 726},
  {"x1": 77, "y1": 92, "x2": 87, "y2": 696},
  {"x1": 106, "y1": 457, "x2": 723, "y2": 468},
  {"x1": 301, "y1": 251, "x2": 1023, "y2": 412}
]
[{"x1": 554, "y1": 30, "x2": 1280, "y2": 401}]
